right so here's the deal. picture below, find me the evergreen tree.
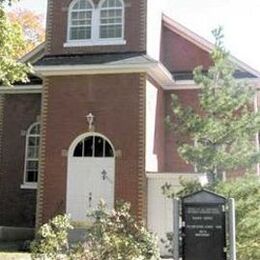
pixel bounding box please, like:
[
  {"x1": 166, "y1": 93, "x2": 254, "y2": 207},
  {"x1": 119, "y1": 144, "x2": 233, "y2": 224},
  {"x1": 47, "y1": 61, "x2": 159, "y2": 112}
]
[{"x1": 167, "y1": 28, "x2": 260, "y2": 184}]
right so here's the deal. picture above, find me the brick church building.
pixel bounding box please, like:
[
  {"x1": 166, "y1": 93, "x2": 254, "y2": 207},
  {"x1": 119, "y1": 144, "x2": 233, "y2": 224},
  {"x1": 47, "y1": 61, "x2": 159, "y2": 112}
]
[{"x1": 0, "y1": 0, "x2": 259, "y2": 250}]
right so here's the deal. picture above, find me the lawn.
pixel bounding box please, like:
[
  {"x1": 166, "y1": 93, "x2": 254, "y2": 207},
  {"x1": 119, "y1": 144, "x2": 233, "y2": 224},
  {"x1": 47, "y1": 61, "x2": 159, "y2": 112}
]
[{"x1": 0, "y1": 252, "x2": 31, "y2": 260}]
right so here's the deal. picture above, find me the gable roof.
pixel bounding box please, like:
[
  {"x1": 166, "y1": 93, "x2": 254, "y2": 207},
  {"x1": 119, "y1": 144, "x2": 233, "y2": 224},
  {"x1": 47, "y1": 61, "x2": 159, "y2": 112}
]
[
  {"x1": 162, "y1": 14, "x2": 260, "y2": 78},
  {"x1": 19, "y1": 42, "x2": 46, "y2": 64},
  {"x1": 182, "y1": 189, "x2": 226, "y2": 204}
]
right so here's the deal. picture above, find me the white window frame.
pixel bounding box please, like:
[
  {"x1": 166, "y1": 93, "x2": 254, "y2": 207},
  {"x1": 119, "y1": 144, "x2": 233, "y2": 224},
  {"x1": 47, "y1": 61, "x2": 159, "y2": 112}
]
[
  {"x1": 67, "y1": 0, "x2": 94, "y2": 42},
  {"x1": 99, "y1": 0, "x2": 125, "y2": 41},
  {"x1": 64, "y1": 0, "x2": 126, "y2": 47},
  {"x1": 21, "y1": 122, "x2": 40, "y2": 189},
  {"x1": 73, "y1": 135, "x2": 114, "y2": 158}
]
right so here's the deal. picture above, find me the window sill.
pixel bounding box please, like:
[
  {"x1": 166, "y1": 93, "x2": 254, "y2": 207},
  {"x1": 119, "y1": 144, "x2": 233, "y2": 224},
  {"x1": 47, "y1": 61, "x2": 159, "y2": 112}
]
[
  {"x1": 64, "y1": 39, "x2": 126, "y2": 47},
  {"x1": 20, "y1": 183, "x2": 38, "y2": 190}
]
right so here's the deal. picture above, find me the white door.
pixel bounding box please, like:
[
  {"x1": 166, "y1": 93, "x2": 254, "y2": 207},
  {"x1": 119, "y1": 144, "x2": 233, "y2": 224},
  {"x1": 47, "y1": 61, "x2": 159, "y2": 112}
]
[{"x1": 66, "y1": 134, "x2": 115, "y2": 222}]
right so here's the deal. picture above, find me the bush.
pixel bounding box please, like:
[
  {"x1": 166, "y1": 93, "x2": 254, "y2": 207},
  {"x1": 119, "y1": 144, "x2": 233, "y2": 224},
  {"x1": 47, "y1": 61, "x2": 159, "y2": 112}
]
[
  {"x1": 81, "y1": 201, "x2": 159, "y2": 260},
  {"x1": 31, "y1": 201, "x2": 160, "y2": 260},
  {"x1": 31, "y1": 214, "x2": 73, "y2": 260},
  {"x1": 215, "y1": 176, "x2": 260, "y2": 260}
]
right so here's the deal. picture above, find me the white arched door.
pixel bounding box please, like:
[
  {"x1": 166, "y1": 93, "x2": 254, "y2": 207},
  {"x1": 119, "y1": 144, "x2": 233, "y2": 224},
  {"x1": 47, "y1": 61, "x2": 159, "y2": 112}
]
[{"x1": 66, "y1": 133, "x2": 115, "y2": 221}]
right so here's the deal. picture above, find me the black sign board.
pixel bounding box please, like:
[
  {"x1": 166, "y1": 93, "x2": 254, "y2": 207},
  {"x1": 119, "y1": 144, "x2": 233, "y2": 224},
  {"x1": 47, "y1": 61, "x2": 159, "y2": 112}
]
[{"x1": 182, "y1": 190, "x2": 227, "y2": 260}]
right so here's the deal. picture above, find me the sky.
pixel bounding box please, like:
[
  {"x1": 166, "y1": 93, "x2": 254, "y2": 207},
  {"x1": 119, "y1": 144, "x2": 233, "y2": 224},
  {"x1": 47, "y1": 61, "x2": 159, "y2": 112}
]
[{"x1": 7, "y1": 0, "x2": 260, "y2": 72}]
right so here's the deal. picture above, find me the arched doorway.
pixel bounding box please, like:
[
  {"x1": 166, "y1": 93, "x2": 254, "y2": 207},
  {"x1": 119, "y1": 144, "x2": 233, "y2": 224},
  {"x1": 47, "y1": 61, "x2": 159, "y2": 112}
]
[{"x1": 66, "y1": 133, "x2": 115, "y2": 221}]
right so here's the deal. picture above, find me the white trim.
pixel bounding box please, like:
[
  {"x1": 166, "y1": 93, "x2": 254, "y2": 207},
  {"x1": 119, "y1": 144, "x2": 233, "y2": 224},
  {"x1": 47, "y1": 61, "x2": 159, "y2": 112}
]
[
  {"x1": 68, "y1": 132, "x2": 116, "y2": 158},
  {"x1": 22, "y1": 122, "x2": 40, "y2": 188},
  {"x1": 164, "y1": 78, "x2": 260, "y2": 90},
  {"x1": 64, "y1": 39, "x2": 126, "y2": 47},
  {"x1": 66, "y1": 0, "x2": 125, "y2": 46},
  {"x1": 146, "y1": 172, "x2": 206, "y2": 179},
  {"x1": 67, "y1": 0, "x2": 94, "y2": 42},
  {"x1": 34, "y1": 63, "x2": 152, "y2": 75},
  {"x1": 34, "y1": 61, "x2": 174, "y2": 86},
  {"x1": 98, "y1": 0, "x2": 125, "y2": 40},
  {"x1": 20, "y1": 183, "x2": 38, "y2": 189},
  {"x1": 0, "y1": 85, "x2": 42, "y2": 94}
]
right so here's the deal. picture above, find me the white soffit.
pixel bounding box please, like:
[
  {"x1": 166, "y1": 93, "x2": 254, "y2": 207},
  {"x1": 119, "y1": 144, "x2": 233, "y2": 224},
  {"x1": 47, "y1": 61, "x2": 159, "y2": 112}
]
[
  {"x1": 0, "y1": 85, "x2": 42, "y2": 94},
  {"x1": 34, "y1": 61, "x2": 174, "y2": 86}
]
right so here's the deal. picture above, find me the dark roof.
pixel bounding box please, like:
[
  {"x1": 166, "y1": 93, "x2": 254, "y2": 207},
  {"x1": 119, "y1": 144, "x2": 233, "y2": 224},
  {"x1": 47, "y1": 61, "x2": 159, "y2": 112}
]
[
  {"x1": 172, "y1": 70, "x2": 257, "y2": 81},
  {"x1": 14, "y1": 74, "x2": 42, "y2": 86},
  {"x1": 34, "y1": 52, "x2": 155, "y2": 66},
  {"x1": 182, "y1": 189, "x2": 226, "y2": 204}
]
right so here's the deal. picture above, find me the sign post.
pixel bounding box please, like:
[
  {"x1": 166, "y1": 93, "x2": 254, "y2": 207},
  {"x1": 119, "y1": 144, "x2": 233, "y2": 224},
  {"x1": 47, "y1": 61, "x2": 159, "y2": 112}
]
[
  {"x1": 172, "y1": 190, "x2": 236, "y2": 260},
  {"x1": 173, "y1": 198, "x2": 180, "y2": 260},
  {"x1": 228, "y1": 198, "x2": 236, "y2": 260}
]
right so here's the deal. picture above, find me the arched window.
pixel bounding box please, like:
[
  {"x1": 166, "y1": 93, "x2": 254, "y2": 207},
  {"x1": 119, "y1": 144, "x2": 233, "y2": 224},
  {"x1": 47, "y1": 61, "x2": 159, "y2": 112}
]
[
  {"x1": 23, "y1": 122, "x2": 40, "y2": 187},
  {"x1": 68, "y1": 0, "x2": 94, "y2": 40},
  {"x1": 73, "y1": 135, "x2": 114, "y2": 157},
  {"x1": 66, "y1": 0, "x2": 125, "y2": 46},
  {"x1": 99, "y1": 0, "x2": 124, "y2": 39}
]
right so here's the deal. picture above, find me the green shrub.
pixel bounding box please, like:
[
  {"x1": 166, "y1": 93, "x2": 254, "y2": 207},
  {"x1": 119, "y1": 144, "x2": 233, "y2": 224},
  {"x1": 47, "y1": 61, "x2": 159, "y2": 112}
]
[
  {"x1": 31, "y1": 214, "x2": 73, "y2": 260},
  {"x1": 71, "y1": 201, "x2": 160, "y2": 260},
  {"x1": 31, "y1": 201, "x2": 160, "y2": 260}
]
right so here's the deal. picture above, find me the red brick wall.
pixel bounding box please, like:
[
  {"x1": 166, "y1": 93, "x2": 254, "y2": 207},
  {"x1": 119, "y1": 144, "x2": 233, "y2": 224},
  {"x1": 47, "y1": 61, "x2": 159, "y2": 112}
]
[
  {"x1": 46, "y1": 0, "x2": 146, "y2": 55},
  {"x1": 165, "y1": 89, "x2": 200, "y2": 172},
  {"x1": 39, "y1": 73, "x2": 146, "y2": 223},
  {"x1": 0, "y1": 94, "x2": 41, "y2": 227},
  {"x1": 160, "y1": 26, "x2": 212, "y2": 72}
]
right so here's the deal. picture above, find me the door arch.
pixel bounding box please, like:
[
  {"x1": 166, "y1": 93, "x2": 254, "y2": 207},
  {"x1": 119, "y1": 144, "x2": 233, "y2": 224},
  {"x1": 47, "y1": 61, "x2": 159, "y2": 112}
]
[{"x1": 66, "y1": 133, "x2": 115, "y2": 221}]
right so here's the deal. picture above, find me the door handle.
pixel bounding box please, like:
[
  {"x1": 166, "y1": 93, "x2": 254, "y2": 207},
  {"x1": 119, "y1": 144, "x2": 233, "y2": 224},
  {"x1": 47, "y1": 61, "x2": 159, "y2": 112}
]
[
  {"x1": 88, "y1": 192, "x2": 92, "y2": 208},
  {"x1": 101, "y1": 170, "x2": 107, "y2": 180}
]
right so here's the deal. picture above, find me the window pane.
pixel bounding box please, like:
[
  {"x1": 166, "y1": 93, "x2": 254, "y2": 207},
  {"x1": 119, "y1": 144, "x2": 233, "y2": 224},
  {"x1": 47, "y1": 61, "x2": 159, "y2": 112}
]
[
  {"x1": 73, "y1": 0, "x2": 92, "y2": 10},
  {"x1": 26, "y1": 160, "x2": 38, "y2": 183},
  {"x1": 70, "y1": 26, "x2": 91, "y2": 40},
  {"x1": 100, "y1": 25, "x2": 122, "y2": 38},
  {"x1": 94, "y1": 136, "x2": 104, "y2": 157},
  {"x1": 102, "y1": 0, "x2": 122, "y2": 8},
  {"x1": 26, "y1": 171, "x2": 38, "y2": 182},
  {"x1": 27, "y1": 161, "x2": 38, "y2": 170},
  {"x1": 28, "y1": 147, "x2": 39, "y2": 158},
  {"x1": 30, "y1": 124, "x2": 40, "y2": 135},
  {"x1": 73, "y1": 141, "x2": 83, "y2": 157},
  {"x1": 100, "y1": 9, "x2": 122, "y2": 23},
  {"x1": 105, "y1": 141, "x2": 113, "y2": 157},
  {"x1": 71, "y1": 11, "x2": 92, "y2": 26},
  {"x1": 28, "y1": 136, "x2": 40, "y2": 146},
  {"x1": 83, "y1": 136, "x2": 94, "y2": 157}
]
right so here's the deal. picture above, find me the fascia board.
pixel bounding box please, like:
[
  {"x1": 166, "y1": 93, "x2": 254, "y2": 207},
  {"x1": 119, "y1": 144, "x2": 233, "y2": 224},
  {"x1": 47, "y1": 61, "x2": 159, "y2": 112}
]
[
  {"x1": 34, "y1": 62, "x2": 155, "y2": 76},
  {"x1": 19, "y1": 42, "x2": 46, "y2": 63},
  {"x1": 0, "y1": 85, "x2": 42, "y2": 94},
  {"x1": 164, "y1": 78, "x2": 260, "y2": 90},
  {"x1": 33, "y1": 61, "x2": 175, "y2": 87}
]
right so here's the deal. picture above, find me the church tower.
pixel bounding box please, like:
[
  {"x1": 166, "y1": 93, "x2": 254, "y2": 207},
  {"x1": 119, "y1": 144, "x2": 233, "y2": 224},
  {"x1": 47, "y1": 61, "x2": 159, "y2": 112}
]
[{"x1": 35, "y1": 0, "x2": 149, "y2": 226}]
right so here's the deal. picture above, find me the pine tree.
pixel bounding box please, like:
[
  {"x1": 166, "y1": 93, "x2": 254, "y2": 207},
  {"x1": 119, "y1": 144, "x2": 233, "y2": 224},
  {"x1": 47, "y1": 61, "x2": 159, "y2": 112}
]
[{"x1": 168, "y1": 28, "x2": 260, "y2": 184}]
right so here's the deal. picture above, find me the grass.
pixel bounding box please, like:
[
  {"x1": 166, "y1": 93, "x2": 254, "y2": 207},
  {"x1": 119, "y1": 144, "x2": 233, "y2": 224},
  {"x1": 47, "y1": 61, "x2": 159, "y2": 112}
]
[
  {"x1": 0, "y1": 242, "x2": 31, "y2": 259},
  {"x1": 0, "y1": 252, "x2": 31, "y2": 259}
]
